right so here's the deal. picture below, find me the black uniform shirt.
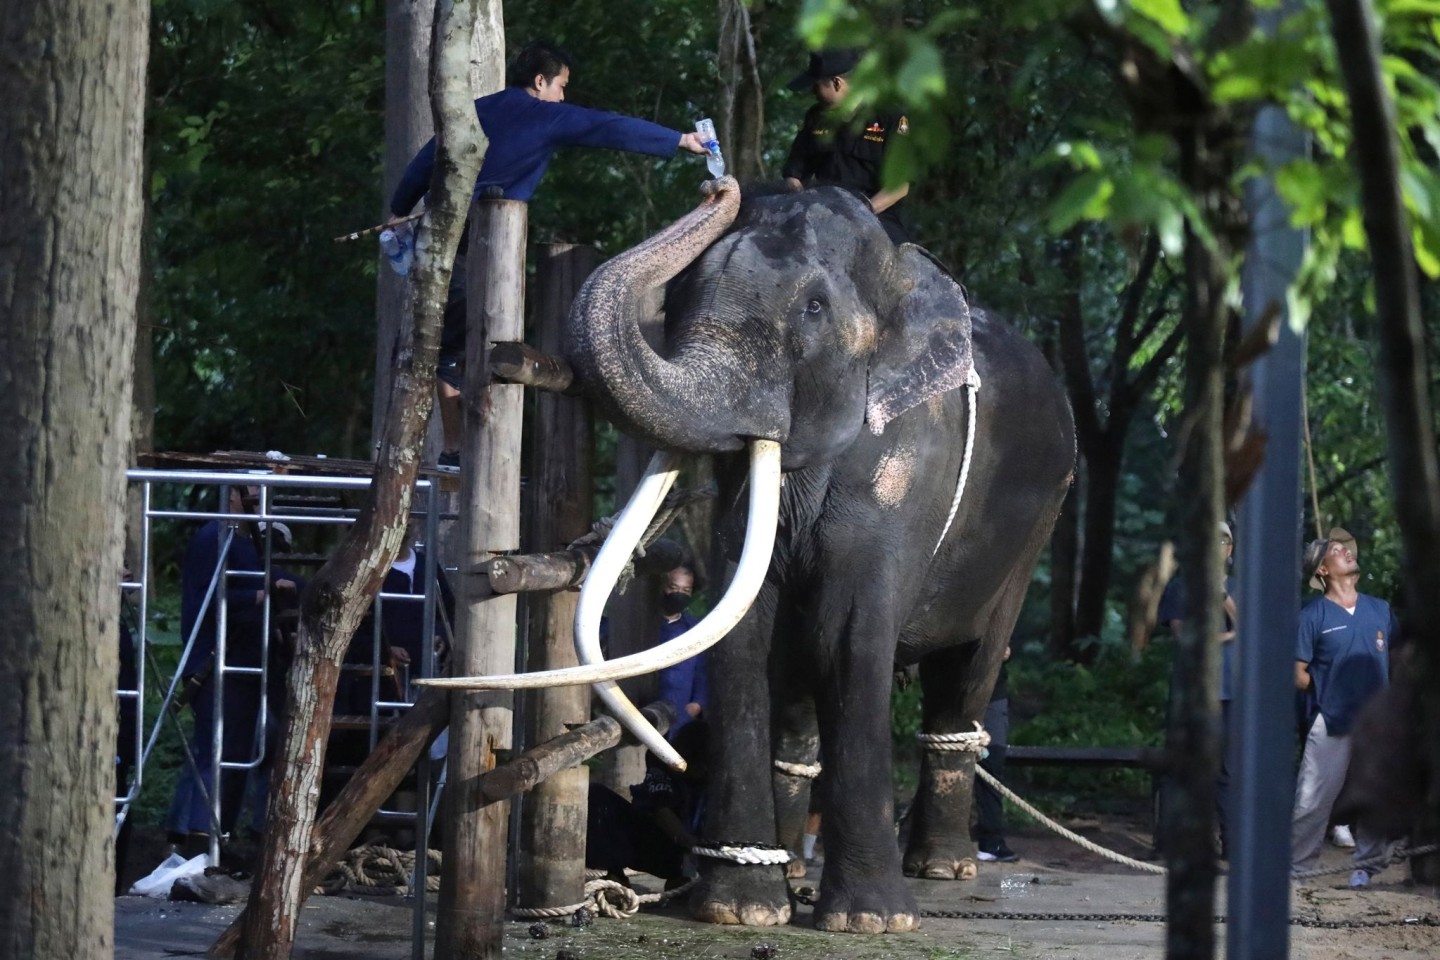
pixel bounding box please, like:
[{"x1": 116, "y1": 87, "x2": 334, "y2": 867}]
[{"x1": 781, "y1": 103, "x2": 911, "y2": 242}]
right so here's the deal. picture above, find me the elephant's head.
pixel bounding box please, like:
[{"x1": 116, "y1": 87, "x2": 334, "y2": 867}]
[{"x1": 565, "y1": 177, "x2": 976, "y2": 469}]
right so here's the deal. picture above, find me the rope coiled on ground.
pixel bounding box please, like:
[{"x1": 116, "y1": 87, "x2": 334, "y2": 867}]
[
  {"x1": 510, "y1": 877, "x2": 697, "y2": 919},
  {"x1": 327, "y1": 845, "x2": 442, "y2": 895}
]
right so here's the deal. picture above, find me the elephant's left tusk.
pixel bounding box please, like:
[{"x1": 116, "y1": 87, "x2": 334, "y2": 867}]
[{"x1": 416, "y1": 440, "x2": 784, "y2": 771}]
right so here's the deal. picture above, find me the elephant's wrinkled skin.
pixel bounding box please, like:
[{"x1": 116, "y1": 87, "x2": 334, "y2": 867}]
[{"x1": 566, "y1": 181, "x2": 1075, "y2": 933}]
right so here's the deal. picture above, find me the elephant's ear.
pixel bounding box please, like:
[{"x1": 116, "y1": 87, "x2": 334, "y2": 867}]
[{"x1": 865, "y1": 245, "x2": 977, "y2": 435}]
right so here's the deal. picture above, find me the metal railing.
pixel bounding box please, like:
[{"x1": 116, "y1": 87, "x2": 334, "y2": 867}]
[{"x1": 115, "y1": 469, "x2": 446, "y2": 871}]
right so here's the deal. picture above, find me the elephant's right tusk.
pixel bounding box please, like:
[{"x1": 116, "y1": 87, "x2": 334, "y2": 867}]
[{"x1": 416, "y1": 440, "x2": 784, "y2": 770}]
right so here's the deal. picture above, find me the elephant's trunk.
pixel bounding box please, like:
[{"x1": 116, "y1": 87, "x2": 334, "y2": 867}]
[{"x1": 565, "y1": 176, "x2": 787, "y2": 451}]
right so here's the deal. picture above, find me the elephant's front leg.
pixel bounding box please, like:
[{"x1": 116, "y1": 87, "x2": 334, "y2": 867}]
[
  {"x1": 813, "y1": 613, "x2": 920, "y2": 933},
  {"x1": 691, "y1": 582, "x2": 792, "y2": 927},
  {"x1": 772, "y1": 692, "x2": 820, "y2": 879},
  {"x1": 902, "y1": 644, "x2": 990, "y2": 880}
]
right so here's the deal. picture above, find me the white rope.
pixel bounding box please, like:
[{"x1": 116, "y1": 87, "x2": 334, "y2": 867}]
[
  {"x1": 511, "y1": 877, "x2": 699, "y2": 919},
  {"x1": 691, "y1": 842, "x2": 792, "y2": 865},
  {"x1": 773, "y1": 759, "x2": 822, "y2": 779},
  {"x1": 933, "y1": 370, "x2": 982, "y2": 557},
  {"x1": 917, "y1": 721, "x2": 991, "y2": 754},
  {"x1": 974, "y1": 766, "x2": 1166, "y2": 874}
]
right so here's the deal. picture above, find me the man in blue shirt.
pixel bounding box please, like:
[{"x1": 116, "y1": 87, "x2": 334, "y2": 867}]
[
  {"x1": 1291, "y1": 530, "x2": 1396, "y2": 886},
  {"x1": 387, "y1": 42, "x2": 707, "y2": 469}
]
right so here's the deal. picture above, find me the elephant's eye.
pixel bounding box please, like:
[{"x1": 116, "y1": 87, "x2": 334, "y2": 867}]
[{"x1": 805, "y1": 299, "x2": 823, "y2": 316}]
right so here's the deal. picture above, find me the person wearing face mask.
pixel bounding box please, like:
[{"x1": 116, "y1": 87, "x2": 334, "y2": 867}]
[{"x1": 655, "y1": 563, "x2": 706, "y2": 739}]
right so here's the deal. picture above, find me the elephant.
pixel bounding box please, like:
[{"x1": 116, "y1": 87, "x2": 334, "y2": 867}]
[{"x1": 428, "y1": 178, "x2": 1074, "y2": 933}]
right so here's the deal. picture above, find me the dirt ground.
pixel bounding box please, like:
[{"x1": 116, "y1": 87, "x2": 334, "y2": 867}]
[{"x1": 114, "y1": 814, "x2": 1439, "y2": 960}]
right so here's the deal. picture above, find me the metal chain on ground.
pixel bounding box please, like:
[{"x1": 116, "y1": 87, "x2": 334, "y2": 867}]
[
  {"x1": 773, "y1": 759, "x2": 822, "y2": 778},
  {"x1": 512, "y1": 877, "x2": 698, "y2": 920},
  {"x1": 330, "y1": 845, "x2": 441, "y2": 895},
  {"x1": 915, "y1": 907, "x2": 1439, "y2": 928}
]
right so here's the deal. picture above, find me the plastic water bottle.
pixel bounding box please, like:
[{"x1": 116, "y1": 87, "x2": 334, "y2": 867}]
[
  {"x1": 695, "y1": 117, "x2": 726, "y2": 178},
  {"x1": 378, "y1": 223, "x2": 413, "y2": 277}
]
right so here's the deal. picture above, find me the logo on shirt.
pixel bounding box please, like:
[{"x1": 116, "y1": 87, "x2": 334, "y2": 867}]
[
  {"x1": 864, "y1": 121, "x2": 887, "y2": 144},
  {"x1": 1376, "y1": 630, "x2": 1386, "y2": 651},
  {"x1": 1320, "y1": 625, "x2": 1347, "y2": 634}
]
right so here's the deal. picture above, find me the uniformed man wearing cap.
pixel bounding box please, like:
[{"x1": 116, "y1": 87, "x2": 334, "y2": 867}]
[
  {"x1": 1291, "y1": 527, "x2": 1397, "y2": 887},
  {"x1": 780, "y1": 48, "x2": 912, "y2": 244}
]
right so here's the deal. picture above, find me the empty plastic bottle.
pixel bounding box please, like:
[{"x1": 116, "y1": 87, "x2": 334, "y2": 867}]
[
  {"x1": 378, "y1": 223, "x2": 414, "y2": 277},
  {"x1": 695, "y1": 117, "x2": 726, "y2": 178}
]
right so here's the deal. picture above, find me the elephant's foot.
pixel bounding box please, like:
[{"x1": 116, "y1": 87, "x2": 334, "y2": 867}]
[
  {"x1": 690, "y1": 861, "x2": 792, "y2": 927},
  {"x1": 902, "y1": 840, "x2": 979, "y2": 880},
  {"x1": 814, "y1": 871, "x2": 920, "y2": 934}
]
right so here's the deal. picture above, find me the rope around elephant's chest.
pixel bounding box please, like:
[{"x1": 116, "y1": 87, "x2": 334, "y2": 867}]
[{"x1": 933, "y1": 370, "x2": 982, "y2": 556}]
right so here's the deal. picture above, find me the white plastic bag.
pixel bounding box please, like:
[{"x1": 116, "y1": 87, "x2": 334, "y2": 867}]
[{"x1": 128, "y1": 852, "x2": 210, "y2": 898}]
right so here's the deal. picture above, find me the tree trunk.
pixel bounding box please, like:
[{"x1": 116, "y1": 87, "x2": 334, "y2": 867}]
[
  {"x1": 1325, "y1": 0, "x2": 1440, "y2": 883},
  {"x1": 372, "y1": 0, "x2": 438, "y2": 450},
  {"x1": 518, "y1": 244, "x2": 598, "y2": 910},
  {"x1": 232, "y1": 3, "x2": 490, "y2": 958},
  {"x1": 0, "y1": 1, "x2": 148, "y2": 957},
  {"x1": 1163, "y1": 128, "x2": 1234, "y2": 960},
  {"x1": 717, "y1": 0, "x2": 766, "y2": 180},
  {"x1": 1072, "y1": 430, "x2": 1126, "y2": 654},
  {"x1": 1049, "y1": 480, "x2": 1080, "y2": 659}
]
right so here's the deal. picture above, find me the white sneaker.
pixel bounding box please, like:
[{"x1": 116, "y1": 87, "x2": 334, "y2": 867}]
[{"x1": 1331, "y1": 824, "x2": 1356, "y2": 848}]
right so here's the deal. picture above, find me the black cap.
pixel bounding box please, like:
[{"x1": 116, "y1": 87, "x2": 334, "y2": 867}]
[{"x1": 787, "y1": 48, "x2": 864, "y2": 91}]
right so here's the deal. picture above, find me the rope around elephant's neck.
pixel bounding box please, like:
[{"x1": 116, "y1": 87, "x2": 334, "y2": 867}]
[{"x1": 934, "y1": 370, "x2": 982, "y2": 556}]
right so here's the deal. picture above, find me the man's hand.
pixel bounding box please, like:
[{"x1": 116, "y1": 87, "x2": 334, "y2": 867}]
[
  {"x1": 785, "y1": 177, "x2": 804, "y2": 192},
  {"x1": 390, "y1": 646, "x2": 411, "y2": 666},
  {"x1": 678, "y1": 132, "x2": 708, "y2": 155},
  {"x1": 685, "y1": 702, "x2": 702, "y2": 718}
]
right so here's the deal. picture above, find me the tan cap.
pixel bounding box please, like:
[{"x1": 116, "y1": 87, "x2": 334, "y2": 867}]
[{"x1": 1303, "y1": 526, "x2": 1355, "y2": 590}]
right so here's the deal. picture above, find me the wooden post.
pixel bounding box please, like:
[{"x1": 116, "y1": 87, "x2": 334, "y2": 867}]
[
  {"x1": 518, "y1": 244, "x2": 599, "y2": 910},
  {"x1": 434, "y1": 199, "x2": 525, "y2": 959}
]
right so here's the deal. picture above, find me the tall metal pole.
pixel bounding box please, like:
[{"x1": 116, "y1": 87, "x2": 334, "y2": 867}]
[
  {"x1": 1229, "y1": 2, "x2": 1309, "y2": 954},
  {"x1": 434, "y1": 198, "x2": 526, "y2": 959}
]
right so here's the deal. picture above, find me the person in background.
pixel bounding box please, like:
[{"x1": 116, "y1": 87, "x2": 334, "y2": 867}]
[
  {"x1": 167, "y1": 485, "x2": 299, "y2": 855},
  {"x1": 1292, "y1": 529, "x2": 1396, "y2": 888},
  {"x1": 655, "y1": 563, "x2": 706, "y2": 739},
  {"x1": 1152, "y1": 520, "x2": 1237, "y2": 858},
  {"x1": 386, "y1": 41, "x2": 707, "y2": 470},
  {"x1": 781, "y1": 48, "x2": 913, "y2": 244},
  {"x1": 974, "y1": 643, "x2": 1018, "y2": 863}
]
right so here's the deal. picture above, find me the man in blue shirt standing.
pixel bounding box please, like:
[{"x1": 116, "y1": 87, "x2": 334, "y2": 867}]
[
  {"x1": 387, "y1": 42, "x2": 708, "y2": 469},
  {"x1": 1292, "y1": 530, "x2": 1396, "y2": 887}
]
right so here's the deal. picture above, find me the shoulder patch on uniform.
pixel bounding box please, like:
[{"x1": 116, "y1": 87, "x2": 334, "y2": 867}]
[{"x1": 897, "y1": 115, "x2": 910, "y2": 135}]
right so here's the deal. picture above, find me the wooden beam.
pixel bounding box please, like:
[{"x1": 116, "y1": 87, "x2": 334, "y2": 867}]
[
  {"x1": 518, "y1": 244, "x2": 597, "y2": 911},
  {"x1": 208, "y1": 689, "x2": 451, "y2": 959},
  {"x1": 484, "y1": 538, "x2": 684, "y2": 594},
  {"x1": 435, "y1": 198, "x2": 526, "y2": 959},
  {"x1": 488, "y1": 341, "x2": 579, "y2": 394}
]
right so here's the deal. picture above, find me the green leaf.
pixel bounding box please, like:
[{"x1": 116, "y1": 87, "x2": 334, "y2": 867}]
[
  {"x1": 1047, "y1": 171, "x2": 1114, "y2": 231},
  {"x1": 1130, "y1": 0, "x2": 1190, "y2": 35}
]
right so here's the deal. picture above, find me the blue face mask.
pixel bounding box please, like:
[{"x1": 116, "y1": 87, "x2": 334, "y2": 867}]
[{"x1": 661, "y1": 592, "x2": 691, "y2": 615}]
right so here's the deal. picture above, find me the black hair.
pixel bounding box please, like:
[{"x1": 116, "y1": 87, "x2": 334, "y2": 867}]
[{"x1": 508, "y1": 42, "x2": 573, "y2": 89}]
